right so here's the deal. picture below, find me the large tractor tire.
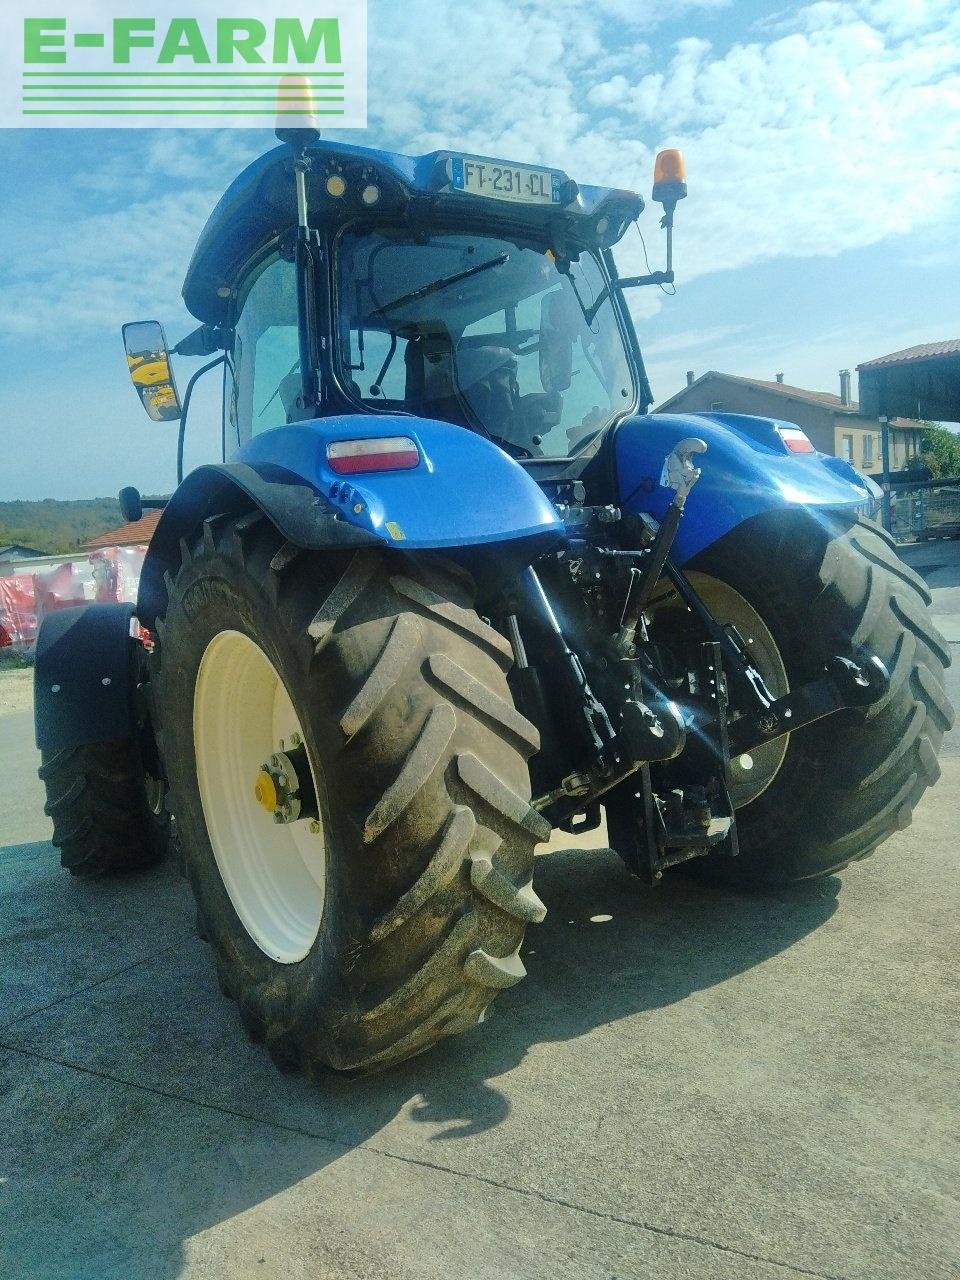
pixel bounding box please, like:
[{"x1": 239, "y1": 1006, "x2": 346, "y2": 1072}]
[
  {"x1": 155, "y1": 511, "x2": 547, "y2": 1075},
  {"x1": 651, "y1": 512, "x2": 953, "y2": 886},
  {"x1": 40, "y1": 740, "x2": 168, "y2": 876}
]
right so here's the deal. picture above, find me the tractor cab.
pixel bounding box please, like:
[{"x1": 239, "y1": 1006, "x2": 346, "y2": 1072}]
[{"x1": 174, "y1": 139, "x2": 674, "y2": 461}]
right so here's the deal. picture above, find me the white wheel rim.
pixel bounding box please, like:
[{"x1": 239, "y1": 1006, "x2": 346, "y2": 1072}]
[
  {"x1": 193, "y1": 629, "x2": 326, "y2": 963},
  {"x1": 651, "y1": 572, "x2": 790, "y2": 809}
]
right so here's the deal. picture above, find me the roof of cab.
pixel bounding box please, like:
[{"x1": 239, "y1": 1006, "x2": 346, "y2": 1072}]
[{"x1": 181, "y1": 139, "x2": 642, "y2": 325}]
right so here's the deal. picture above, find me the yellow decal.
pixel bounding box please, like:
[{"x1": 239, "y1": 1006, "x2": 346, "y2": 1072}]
[{"x1": 385, "y1": 521, "x2": 406, "y2": 541}]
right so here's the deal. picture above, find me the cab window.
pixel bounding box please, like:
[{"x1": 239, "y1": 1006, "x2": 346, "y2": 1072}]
[
  {"x1": 231, "y1": 255, "x2": 301, "y2": 442},
  {"x1": 335, "y1": 227, "x2": 635, "y2": 459}
]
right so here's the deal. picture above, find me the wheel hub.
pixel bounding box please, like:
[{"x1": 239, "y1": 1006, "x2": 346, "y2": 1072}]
[
  {"x1": 254, "y1": 751, "x2": 302, "y2": 824},
  {"x1": 253, "y1": 767, "x2": 279, "y2": 815}
]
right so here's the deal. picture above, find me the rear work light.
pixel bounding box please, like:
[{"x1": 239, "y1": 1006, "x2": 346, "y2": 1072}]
[
  {"x1": 776, "y1": 426, "x2": 815, "y2": 454},
  {"x1": 326, "y1": 436, "x2": 420, "y2": 475}
]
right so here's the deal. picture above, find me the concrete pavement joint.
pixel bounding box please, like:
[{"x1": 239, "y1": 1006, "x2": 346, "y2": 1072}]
[
  {"x1": 0, "y1": 1039, "x2": 849, "y2": 1280},
  {"x1": 0, "y1": 932, "x2": 193, "y2": 1032}
]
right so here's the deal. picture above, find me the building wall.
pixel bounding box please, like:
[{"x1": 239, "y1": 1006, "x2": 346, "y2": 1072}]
[
  {"x1": 834, "y1": 421, "x2": 880, "y2": 473},
  {"x1": 833, "y1": 421, "x2": 924, "y2": 474}
]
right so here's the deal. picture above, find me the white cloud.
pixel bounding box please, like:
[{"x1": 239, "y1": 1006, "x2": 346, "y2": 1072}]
[
  {"x1": 643, "y1": 324, "x2": 746, "y2": 357},
  {"x1": 1, "y1": 0, "x2": 957, "y2": 344},
  {"x1": 0, "y1": 188, "x2": 216, "y2": 338},
  {"x1": 364, "y1": 0, "x2": 960, "y2": 289}
]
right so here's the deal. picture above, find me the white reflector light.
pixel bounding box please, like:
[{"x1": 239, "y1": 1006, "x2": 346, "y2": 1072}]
[
  {"x1": 327, "y1": 436, "x2": 419, "y2": 475},
  {"x1": 776, "y1": 426, "x2": 815, "y2": 454}
]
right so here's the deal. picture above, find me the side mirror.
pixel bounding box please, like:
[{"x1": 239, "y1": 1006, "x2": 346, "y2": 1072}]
[{"x1": 122, "y1": 320, "x2": 182, "y2": 422}]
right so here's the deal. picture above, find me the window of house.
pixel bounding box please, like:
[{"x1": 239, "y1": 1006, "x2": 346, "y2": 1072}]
[
  {"x1": 863, "y1": 434, "x2": 873, "y2": 467},
  {"x1": 841, "y1": 434, "x2": 854, "y2": 463}
]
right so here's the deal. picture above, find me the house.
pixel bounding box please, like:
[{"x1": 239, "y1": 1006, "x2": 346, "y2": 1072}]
[
  {"x1": 0, "y1": 543, "x2": 45, "y2": 565},
  {"x1": 857, "y1": 339, "x2": 960, "y2": 425},
  {"x1": 655, "y1": 370, "x2": 925, "y2": 476},
  {"x1": 82, "y1": 510, "x2": 163, "y2": 550}
]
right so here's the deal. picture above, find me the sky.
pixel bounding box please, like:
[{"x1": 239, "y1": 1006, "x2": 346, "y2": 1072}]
[{"x1": 0, "y1": 0, "x2": 958, "y2": 499}]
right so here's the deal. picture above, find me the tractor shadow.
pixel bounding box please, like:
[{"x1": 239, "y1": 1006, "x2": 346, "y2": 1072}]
[
  {"x1": 350, "y1": 843, "x2": 842, "y2": 1137},
  {"x1": 0, "y1": 835, "x2": 840, "y2": 1277}
]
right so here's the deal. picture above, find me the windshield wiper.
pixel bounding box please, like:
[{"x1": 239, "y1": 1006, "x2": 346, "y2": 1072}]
[{"x1": 371, "y1": 254, "x2": 508, "y2": 318}]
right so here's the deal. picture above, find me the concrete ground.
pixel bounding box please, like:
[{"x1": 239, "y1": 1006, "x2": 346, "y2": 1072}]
[{"x1": 1, "y1": 545, "x2": 958, "y2": 1280}]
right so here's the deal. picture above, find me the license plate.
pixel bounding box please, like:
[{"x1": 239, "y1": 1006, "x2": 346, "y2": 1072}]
[{"x1": 450, "y1": 155, "x2": 562, "y2": 205}]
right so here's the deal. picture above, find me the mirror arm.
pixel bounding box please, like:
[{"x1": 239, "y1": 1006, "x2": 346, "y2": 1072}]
[
  {"x1": 585, "y1": 200, "x2": 680, "y2": 325},
  {"x1": 173, "y1": 324, "x2": 228, "y2": 358},
  {"x1": 584, "y1": 268, "x2": 676, "y2": 326},
  {"x1": 176, "y1": 354, "x2": 226, "y2": 486}
]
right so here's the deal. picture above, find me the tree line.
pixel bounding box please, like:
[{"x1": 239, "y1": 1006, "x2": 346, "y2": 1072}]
[
  {"x1": 0, "y1": 498, "x2": 122, "y2": 556},
  {"x1": 907, "y1": 424, "x2": 960, "y2": 480}
]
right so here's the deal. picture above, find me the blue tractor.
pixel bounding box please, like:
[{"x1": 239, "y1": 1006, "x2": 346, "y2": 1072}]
[{"x1": 35, "y1": 129, "x2": 953, "y2": 1074}]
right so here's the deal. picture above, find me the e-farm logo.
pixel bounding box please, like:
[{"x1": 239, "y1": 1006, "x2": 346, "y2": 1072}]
[{"x1": 0, "y1": 2, "x2": 366, "y2": 128}]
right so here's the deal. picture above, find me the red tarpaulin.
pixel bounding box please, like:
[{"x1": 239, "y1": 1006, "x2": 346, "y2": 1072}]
[
  {"x1": 0, "y1": 546, "x2": 146, "y2": 654},
  {"x1": 0, "y1": 574, "x2": 37, "y2": 649}
]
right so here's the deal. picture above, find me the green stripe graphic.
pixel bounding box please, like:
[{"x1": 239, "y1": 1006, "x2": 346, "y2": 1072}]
[
  {"x1": 23, "y1": 86, "x2": 345, "y2": 91},
  {"x1": 23, "y1": 95, "x2": 345, "y2": 101},
  {"x1": 22, "y1": 108, "x2": 347, "y2": 115},
  {"x1": 22, "y1": 70, "x2": 345, "y2": 77}
]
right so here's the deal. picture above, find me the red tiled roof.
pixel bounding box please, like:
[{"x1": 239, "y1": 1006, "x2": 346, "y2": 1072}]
[
  {"x1": 723, "y1": 373, "x2": 854, "y2": 409},
  {"x1": 83, "y1": 509, "x2": 163, "y2": 550},
  {"x1": 658, "y1": 371, "x2": 917, "y2": 427},
  {"x1": 857, "y1": 340, "x2": 960, "y2": 371}
]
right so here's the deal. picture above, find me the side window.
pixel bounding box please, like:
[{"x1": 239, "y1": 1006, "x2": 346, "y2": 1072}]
[{"x1": 231, "y1": 255, "x2": 300, "y2": 441}]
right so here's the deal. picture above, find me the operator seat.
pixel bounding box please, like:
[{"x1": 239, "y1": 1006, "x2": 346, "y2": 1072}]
[{"x1": 454, "y1": 344, "x2": 519, "y2": 442}]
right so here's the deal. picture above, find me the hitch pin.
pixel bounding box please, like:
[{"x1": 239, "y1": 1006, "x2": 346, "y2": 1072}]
[{"x1": 615, "y1": 438, "x2": 707, "y2": 658}]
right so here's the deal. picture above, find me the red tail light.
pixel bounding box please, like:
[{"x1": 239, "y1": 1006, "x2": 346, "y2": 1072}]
[
  {"x1": 326, "y1": 436, "x2": 420, "y2": 474},
  {"x1": 776, "y1": 427, "x2": 815, "y2": 454}
]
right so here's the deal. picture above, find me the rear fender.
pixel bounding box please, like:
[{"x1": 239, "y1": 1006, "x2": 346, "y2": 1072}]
[
  {"x1": 236, "y1": 415, "x2": 561, "y2": 549},
  {"x1": 35, "y1": 603, "x2": 136, "y2": 753},
  {"x1": 137, "y1": 462, "x2": 377, "y2": 626},
  {"x1": 615, "y1": 412, "x2": 875, "y2": 564},
  {"x1": 139, "y1": 416, "x2": 562, "y2": 624}
]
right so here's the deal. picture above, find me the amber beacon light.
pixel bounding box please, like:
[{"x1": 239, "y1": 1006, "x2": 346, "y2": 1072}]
[{"x1": 652, "y1": 149, "x2": 687, "y2": 209}]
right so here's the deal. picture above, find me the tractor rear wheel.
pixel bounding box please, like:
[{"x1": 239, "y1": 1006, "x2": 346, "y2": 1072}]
[
  {"x1": 156, "y1": 512, "x2": 547, "y2": 1074},
  {"x1": 655, "y1": 512, "x2": 953, "y2": 886}
]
